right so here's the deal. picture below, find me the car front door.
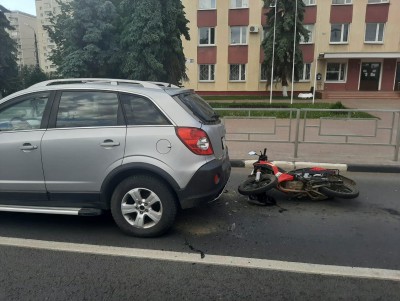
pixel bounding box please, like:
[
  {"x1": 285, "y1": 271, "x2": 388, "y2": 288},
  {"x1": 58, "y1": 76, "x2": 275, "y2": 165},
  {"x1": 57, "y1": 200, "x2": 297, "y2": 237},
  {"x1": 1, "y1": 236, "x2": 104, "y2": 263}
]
[
  {"x1": 41, "y1": 90, "x2": 126, "y2": 207},
  {"x1": 0, "y1": 92, "x2": 52, "y2": 205}
]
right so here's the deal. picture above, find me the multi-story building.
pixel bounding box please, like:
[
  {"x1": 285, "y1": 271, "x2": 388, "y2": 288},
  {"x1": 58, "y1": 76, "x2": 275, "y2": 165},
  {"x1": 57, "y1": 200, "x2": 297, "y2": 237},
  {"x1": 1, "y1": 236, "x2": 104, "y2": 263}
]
[
  {"x1": 181, "y1": 0, "x2": 400, "y2": 98},
  {"x1": 5, "y1": 11, "x2": 38, "y2": 67},
  {"x1": 35, "y1": 0, "x2": 62, "y2": 73}
]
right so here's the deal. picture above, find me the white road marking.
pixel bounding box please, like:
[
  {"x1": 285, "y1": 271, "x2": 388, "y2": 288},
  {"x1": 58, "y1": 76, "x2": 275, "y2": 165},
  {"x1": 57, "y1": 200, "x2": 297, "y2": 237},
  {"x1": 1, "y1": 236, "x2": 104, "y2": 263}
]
[{"x1": 0, "y1": 236, "x2": 399, "y2": 282}]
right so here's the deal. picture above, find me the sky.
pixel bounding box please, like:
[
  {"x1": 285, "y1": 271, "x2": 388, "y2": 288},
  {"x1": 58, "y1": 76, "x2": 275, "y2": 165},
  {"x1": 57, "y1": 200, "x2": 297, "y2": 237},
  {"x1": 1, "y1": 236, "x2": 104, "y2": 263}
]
[{"x1": 0, "y1": 0, "x2": 36, "y2": 16}]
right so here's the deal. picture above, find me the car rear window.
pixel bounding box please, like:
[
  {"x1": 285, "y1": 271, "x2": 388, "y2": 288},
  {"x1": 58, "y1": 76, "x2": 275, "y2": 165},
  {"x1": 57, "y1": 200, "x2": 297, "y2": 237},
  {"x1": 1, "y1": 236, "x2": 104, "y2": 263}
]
[{"x1": 174, "y1": 92, "x2": 219, "y2": 124}]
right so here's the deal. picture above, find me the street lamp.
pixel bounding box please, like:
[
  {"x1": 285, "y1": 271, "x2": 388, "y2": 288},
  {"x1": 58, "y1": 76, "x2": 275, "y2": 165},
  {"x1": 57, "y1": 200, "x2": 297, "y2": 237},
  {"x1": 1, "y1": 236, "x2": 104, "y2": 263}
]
[
  {"x1": 270, "y1": 0, "x2": 278, "y2": 104},
  {"x1": 24, "y1": 23, "x2": 39, "y2": 67},
  {"x1": 290, "y1": 0, "x2": 298, "y2": 105}
]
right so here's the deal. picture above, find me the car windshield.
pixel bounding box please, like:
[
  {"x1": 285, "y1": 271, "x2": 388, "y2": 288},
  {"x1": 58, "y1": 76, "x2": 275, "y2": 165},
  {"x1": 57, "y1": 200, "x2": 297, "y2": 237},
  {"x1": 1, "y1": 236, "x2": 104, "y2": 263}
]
[{"x1": 174, "y1": 92, "x2": 219, "y2": 124}]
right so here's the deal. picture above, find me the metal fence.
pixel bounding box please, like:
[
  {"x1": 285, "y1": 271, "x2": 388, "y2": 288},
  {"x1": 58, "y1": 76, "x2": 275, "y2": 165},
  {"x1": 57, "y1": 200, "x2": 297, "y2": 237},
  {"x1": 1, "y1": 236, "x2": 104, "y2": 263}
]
[{"x1": 215, "y1": 108, "x2": 400, "y2": 161}]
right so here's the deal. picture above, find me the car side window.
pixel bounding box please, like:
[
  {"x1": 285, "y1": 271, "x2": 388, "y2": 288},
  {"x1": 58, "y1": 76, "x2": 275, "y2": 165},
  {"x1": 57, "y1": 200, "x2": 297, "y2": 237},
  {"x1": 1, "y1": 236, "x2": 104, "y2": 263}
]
[
  {"x1": 120, "y1": 93, "x2": 171, "y2": 125},
  {"x1": 56, "y1": 91, "x2": 119, "y2": 128},
  {"x1": 0, "y1": 92, "x2": 50, "y2": 131}
]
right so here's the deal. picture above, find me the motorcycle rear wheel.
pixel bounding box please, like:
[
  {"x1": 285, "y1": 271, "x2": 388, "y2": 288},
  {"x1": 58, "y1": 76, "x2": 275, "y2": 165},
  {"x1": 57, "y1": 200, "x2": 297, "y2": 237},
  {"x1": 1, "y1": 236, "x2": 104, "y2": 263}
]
[
  {"x1": 238, "y1": 174, "x2": 277, "y2": 196},
  {"x1": 319, "y1": 175, "x2": 359, "y2": 199}
]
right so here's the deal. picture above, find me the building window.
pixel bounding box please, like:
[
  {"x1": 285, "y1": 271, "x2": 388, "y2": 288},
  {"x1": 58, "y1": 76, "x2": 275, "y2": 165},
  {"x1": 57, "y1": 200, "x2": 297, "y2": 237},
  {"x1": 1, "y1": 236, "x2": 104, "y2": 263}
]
[
  {"x1": 230, "y1": 64, "x2": 246, "y2": 81},
  {"x1": 300, "y1": 24, "x2": 314, "y2": 44},
  {"x1": 199, "y1": 64, "x2": 215, "y2": 81},
  {"x1": 368, "y1": 0, "x2": 389, "y2": 3},
  {"x1": 326, "y1": 63, "x2": 346, "y2": 81},
  {"x1": 230, "y1": 26, "x2": 247, "y2": 45},
  {"x1": 332, "y1": 0, "x2": 352, "y2": 4},
  {"x1": 303, "y1": 0, "x2": 316, "y2": 5},
  {"x1": 230, "y1": 0, "x2": 248, "y2": 9},
  {"x1": 365, "y1": 23, "x2": 385, "y2": 43},
  {"x1": 199, "y1": 27, "x2": 215, "y2": 45},
  {"x1": 260, "y1": 64, "x2": 268, "y2": 81},
  {"x1": 199, "y1": 0, "x2": 216, "y2": 10},
  {"x1": 298, "y1": 63, "x2": 311, "y2": 81},
  {"x1": 330, "y1": 24, "x2": 349, "y2": 43}
]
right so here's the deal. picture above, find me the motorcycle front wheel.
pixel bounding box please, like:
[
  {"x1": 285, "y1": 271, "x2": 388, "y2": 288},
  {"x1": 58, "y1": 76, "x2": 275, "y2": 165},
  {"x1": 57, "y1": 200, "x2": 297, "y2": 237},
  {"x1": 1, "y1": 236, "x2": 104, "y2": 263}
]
[
  {"x1": 319, "y1": 175, "x2": 359, "y2": 199},
  {"x1": 238, "y1": 174, "x2": 277, "y2": 196}
]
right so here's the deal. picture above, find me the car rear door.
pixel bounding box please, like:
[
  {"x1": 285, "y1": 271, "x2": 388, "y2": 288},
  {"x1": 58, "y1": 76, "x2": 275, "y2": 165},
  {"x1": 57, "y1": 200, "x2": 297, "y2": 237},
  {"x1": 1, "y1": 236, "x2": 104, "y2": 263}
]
[{"x1": 41, "y1": 90, "x2": 126, "y2": 205}]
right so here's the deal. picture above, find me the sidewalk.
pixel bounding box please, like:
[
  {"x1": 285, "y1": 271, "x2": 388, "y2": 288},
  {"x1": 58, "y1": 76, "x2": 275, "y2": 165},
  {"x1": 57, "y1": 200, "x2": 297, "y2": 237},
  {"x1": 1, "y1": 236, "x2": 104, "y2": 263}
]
[{"x1": 221, "y1": 98, "x2": 400, "y2": 173}]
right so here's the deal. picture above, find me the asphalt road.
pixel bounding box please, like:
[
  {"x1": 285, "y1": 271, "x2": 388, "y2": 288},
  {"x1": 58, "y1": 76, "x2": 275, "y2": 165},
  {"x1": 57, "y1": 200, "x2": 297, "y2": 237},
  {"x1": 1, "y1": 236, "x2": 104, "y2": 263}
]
[{"x1": 0, "y1": 169, "x2": 399, "y2": 300}]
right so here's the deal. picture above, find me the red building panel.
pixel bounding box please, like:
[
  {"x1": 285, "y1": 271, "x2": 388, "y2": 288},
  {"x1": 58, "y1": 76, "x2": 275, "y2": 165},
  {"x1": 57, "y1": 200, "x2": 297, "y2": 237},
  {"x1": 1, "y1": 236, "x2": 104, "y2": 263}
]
[
  {"x1": 229, "y1": 9, "x2": 249, "y2": 26},
  {"x1": 304, "y1": 6, "x2": 317, "y2": 24},
  {"x1": 197, "y1": 10, "x2": 217, "y2": 27},
  {"x1": 299, "y1": 44, "x2": 314, "y2": 63},
  {"x1": 197, "y1": 47, "x2": 217, "y2": 64},
  {"x1": 381, "y1": 59, "x2": 396, "y2": 91},
  {"x1": 324, "y1": 83, "x2": 347, "y2": 91},
  {"x1": 261, "y1": 8, "x2": 268, "y2": 26},
  {"x1": 346, "y1": 59, "x2": 360, "y2": 91},
  {"x1": 330, "y1": 5, "x2": 353, "y2": 23},
  {"x1": 365, "y1": 3, "x2": 389, "y2": 23},
  {"x1": 260, "y1": 47, "x2": 264, "y2": 64},
  {"x1": 228, "y1": 46, "x2": 248, "y2": 64}
]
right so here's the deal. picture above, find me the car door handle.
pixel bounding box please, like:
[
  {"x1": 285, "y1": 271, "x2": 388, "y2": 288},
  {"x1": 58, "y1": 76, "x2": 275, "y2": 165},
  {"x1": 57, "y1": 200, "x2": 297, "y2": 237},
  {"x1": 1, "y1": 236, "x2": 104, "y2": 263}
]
[
  {"x1": 19, "y1": 143, "x2": 38, "y2": 151},
  {"x1": 100, "y1": 140, "x2": 120, "y2": 147}
]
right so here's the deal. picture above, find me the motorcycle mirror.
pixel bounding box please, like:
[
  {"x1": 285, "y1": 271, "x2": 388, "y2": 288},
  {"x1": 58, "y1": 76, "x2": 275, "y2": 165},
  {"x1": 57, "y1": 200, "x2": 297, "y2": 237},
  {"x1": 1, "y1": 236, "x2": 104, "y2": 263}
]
[{"x1": 248, "y1": 151, "x2": 257, "y2": 156}]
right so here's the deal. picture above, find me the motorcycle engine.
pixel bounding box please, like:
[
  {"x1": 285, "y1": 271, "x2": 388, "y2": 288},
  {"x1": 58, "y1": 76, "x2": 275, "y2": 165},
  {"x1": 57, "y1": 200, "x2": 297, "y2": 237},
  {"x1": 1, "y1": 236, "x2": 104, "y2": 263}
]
[{"x1": 283, "y1": 181, "x2": 304, "y2": 191}]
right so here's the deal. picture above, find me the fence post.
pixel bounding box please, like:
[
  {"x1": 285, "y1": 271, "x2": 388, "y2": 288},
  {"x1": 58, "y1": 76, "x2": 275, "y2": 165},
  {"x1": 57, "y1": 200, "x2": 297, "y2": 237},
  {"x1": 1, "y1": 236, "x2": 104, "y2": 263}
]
[
  {"x1": 294, "y1": 109, "x2": 301, "y2": 158},
  {"x1": 394, "y1": 112, "x2": 400, "y2": 161}
]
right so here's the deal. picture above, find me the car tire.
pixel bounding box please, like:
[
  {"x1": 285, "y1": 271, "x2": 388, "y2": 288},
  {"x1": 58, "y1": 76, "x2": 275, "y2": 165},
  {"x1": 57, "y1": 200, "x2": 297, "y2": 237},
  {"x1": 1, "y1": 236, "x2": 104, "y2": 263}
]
[{"x1": 111, "y1": 175, "x2": 177, "y2": 237}]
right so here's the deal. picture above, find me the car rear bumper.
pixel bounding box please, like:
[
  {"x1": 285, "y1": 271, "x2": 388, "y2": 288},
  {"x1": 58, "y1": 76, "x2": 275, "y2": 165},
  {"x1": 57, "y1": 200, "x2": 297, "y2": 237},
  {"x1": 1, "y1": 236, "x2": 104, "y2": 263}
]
[{"x1": 178, "y1": 155, "x2": 231, "y2": 209}]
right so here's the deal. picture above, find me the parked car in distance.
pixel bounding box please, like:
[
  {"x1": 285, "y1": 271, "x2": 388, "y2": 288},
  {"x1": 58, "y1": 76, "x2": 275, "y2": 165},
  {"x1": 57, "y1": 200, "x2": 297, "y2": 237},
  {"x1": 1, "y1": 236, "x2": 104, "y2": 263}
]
[{"x1": 0, "y1": 79, "x2": 231, "y2": 237}]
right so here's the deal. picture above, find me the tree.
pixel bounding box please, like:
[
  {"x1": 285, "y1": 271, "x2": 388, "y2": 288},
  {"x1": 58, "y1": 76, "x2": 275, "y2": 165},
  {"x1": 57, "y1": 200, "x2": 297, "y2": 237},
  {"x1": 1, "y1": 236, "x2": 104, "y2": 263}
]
[
  {"x1": 0, "y1": 5, "x2": 19, "y2": 97},
  {"x1": 47, "y1": 0, "x2": 120, "y2": 78},
  {"x1": 118, "y1": 0, "x2": 190, "y2": 85},
  {"x1": 262, "y1": 0, "x2": 309, "y2": 96},
  {"x1": 19, "y1": 65, "x2": 48, "y2": 88}
]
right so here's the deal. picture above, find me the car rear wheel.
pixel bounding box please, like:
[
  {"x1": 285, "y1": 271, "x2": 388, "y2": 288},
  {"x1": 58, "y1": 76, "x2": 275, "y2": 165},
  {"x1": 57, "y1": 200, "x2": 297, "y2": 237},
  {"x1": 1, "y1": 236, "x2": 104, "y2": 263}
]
[{"x1": 111, "y1": 175, "x2": 177, "y2": 237}]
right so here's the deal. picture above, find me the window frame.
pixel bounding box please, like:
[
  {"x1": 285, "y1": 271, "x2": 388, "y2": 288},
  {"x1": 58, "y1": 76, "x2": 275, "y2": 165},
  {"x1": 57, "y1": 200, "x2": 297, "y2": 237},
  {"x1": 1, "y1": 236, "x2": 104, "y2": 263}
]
[
  {"x1": 199, "y1": 64, "x2": 216, "y2": 82},
  {"x1": 260, "y1": 64, "x2": 268, "y2": 82},
  {"x1": 119, "y1": 93, "x2": 172, "y2": 126},
  {"x1": 48, "y1": 90, "x2": 125, "y2": 129},
  {"x1": 367, "y1": 0, "x2": 389, "y2": 4},
  {"x1": 300, "y1": 24, "x2": 315, "y2": 44},
  {"x1": 364, "y1": 23, "x2": 385, "y2": 44},
  {"x1": 198, "y1": 27, "x2": 216, "y2": 46},
  {"x1": 198, "y1": 0, "x2": 216, "y2": 10},
  {"x1": 229, "y1": 64, "x2": 246, "y2": 82},
  {"x1": 325, "y1": 62, "x2": 347, "y2": 82},
  {"x1": 303, "y1": 0, "x2": 316, "y2": 6},
  {"x1": 332, "y1": 0, "x2": 352, "y2": 5},
  {"x1": 230, "y1": 26, "x2": 248, "y2": 45},
  {"x1": 0, "y1": 91, "x2": 53, "y2": 132},
  {"x1": 298, "y1": 63, "x2": 312, "y2": 82},
  {"x1": 330, "y1": 23, "x2": 350, "y2": 44},
  {"x1": 230, "y1": 0, "x2": 249, "y2": 9}
]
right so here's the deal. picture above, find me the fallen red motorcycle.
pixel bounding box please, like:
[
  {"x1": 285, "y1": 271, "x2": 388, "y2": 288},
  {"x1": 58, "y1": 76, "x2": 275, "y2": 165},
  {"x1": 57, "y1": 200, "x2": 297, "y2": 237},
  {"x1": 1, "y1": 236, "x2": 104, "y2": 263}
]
[{"x1": 238, "y1": 148, "x2": 359, "y2": 202}]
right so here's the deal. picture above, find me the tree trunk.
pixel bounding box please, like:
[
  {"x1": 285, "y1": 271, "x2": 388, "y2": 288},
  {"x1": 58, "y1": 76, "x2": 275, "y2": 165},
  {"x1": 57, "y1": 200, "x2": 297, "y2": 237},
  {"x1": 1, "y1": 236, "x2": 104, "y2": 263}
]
[
  {"x1": 282, "y1": 75, "x2": 289, "y2": 97},
  {"x1": 282, "y1": 85, "x2": 288, "y2": 97}
]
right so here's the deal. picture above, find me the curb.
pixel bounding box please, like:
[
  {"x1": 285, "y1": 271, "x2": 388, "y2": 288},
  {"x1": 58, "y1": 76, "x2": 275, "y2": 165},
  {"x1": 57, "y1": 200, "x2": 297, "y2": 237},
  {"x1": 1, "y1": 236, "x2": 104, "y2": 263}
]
[{"x1": 230, "y1": 160, "x2": 400, "y2": 173}]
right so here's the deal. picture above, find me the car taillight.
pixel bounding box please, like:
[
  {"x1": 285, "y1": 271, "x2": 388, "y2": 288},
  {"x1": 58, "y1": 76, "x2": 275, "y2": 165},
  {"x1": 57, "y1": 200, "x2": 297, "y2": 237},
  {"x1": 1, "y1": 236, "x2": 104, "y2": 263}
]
[{"x1": 176, "y1": 127, "x2": 214, "y2": 155}]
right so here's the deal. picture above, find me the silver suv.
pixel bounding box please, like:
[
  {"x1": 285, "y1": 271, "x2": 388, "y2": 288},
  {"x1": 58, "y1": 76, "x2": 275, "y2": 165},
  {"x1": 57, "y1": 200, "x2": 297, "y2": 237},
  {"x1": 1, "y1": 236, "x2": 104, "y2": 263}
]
[{"x1": 0, "y1": 79, "x2": 231, "y2": 237}]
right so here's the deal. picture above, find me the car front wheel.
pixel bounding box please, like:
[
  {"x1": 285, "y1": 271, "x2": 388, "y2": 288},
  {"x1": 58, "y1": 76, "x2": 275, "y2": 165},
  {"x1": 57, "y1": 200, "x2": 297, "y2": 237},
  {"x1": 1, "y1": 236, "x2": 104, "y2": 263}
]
[{"x1": 111, "y1": 175, "x2": 177, "y2": 237}]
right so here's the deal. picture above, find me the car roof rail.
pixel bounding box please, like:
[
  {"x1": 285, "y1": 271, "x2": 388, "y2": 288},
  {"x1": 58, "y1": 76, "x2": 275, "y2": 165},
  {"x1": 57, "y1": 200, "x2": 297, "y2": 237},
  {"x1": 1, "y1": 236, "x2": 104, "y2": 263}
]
[{"x1": 28, "y1": 78, "x2": 180, "y2": 89}]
